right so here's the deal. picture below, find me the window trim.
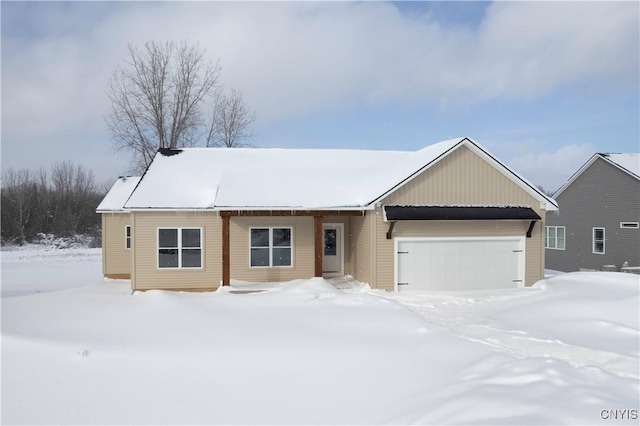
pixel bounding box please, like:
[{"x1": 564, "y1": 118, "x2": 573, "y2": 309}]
[
  {"x1": 125, "y1": 225, "x2": 131, "y2": 250},
  {"x1": 157, "y1": 227, "x2": 203, "y2": 270},
  {"x1": 545, "y1": 226, "x2": 566, "y2": 250},
  {"x1": 592, "y1": 227, "x2": 605, "y2": 255},
  {"x1": 249, "y1": 226, "x2": 294, "y2": 268},
  {"x1": 620, "y1": 222, "x2": 640, "y2": 229}
]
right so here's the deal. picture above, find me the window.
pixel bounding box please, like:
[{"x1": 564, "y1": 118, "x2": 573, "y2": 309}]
[
  {"x1": 158, "y1": 228, "x2": 202, "y2": 268},
  {"x1": 620, "y1": 222, "x2": 639, "y2": 229},
  {"x1": 593, "y1": 227, "x2": 605, "y2": 254},
  {"x1": 125, "y1": 226, "x2": 131, "y2": 250},
  {"x1": 324, "y1": 229, "x2": 337, "y2": 256},
  {"x1": 250, "y1": 227, "x2": 292, "y2": 267},
  {"x1": 545, "y1": 226, "x2": 565, "y2": 250}
]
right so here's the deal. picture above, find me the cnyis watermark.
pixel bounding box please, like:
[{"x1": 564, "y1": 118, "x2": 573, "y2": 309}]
[{"x1": 600, "y1": 409, "x2": 638, "y2": 420}]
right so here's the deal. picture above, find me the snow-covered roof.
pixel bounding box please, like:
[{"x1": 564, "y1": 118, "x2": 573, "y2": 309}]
[
  {"x1": 123, "y1": 137, "x2": 557, "y2": 211},
  {"x1": 96, "y1": 176, "x2": 141, "y2": 212},
  {"x1": 553, "y1": 153, "x2": 640, "y2": 198},
  {"x1": 603, "y1": 153, "x2": 640, "y2": 179}
]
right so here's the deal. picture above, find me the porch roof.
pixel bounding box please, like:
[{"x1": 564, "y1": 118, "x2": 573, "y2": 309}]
[{"x1": 384, "y1": 205, "x2": 541, "y2": 221}]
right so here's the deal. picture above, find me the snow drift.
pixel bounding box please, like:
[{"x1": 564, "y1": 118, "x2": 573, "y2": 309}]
[{"x1": 1, "y1": 249, "x2": 638, "y2": 425}]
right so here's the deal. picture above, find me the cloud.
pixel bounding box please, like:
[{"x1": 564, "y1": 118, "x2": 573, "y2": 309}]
[
  {"x1": 508, "y1": 143, "x2": 596, "y2": 194},
  {"x1": 471, "y1": 2, "x2": 639, "y2": 101},
  {"x1": 1, "y1": 1, "x2": 637, "y2": 181},
  {"x1": 6, "y1": 1, "x2": 637, "y2": 122}
]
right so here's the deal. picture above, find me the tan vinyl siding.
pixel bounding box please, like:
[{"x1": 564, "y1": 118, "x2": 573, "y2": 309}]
[
  {"x1": 102, "y1": 213, "x2": 132, "y2": 278},
  {"x1": 371, "y1": 145, "x2": 547, "y2": 291},
  {"x1": 372, "y1": 212, "x2": 542, "y2": 291},
  {"x1": 350, "y1": 213, "x2": 372, "y2": 285},
  {"x1": 528, "y1": 216, "x2": 545, "y2": 285},
  {"x1": 383, "y1": 145, "x2": 543, "y2": 216},
  {"x1": 102, "y1": 214, "x2": 106, "y2": 276},
  {"x1": 230, "y1": 216, "x2": 314, "y2": 282},
  {"x1": 131, "y1": 211, "x2": 222, "y2": 291}
]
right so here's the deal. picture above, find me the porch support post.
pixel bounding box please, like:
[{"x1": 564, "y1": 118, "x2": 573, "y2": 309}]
[
  {"x1": 526, "y1": 220, "x2": 536, "y2": 238},
  {"x1": 222, "y1": 215, "x2": 230, "y2": 286},
  {"x1": 314, "y1": 216, "x2": 323, "y2": 277},
  {"x1": 386, "y1": 221, "x2": 396, "y2": 240}
]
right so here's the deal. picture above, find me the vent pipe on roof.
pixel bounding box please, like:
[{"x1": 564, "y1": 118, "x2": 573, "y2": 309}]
[{"x1": 158, "y1": 148, "x2": 183, "y2": 156}]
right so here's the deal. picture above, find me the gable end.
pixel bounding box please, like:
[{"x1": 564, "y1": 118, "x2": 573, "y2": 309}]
[{"x1": 379, "y1": 143, "x2": 547, "y2": 212}]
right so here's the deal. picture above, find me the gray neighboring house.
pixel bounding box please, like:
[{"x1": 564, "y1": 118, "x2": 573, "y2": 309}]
[{"x1": 545, "y1": 153, "x2": 640, "y2": 272}]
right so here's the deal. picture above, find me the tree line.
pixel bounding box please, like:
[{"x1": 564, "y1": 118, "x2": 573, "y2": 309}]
[
  {"x1": 2, "y1": 40, "x2": 255, "y2": 246},
  {"x1": 1, "y1": 162, "x2": 107, "y2": 246}
]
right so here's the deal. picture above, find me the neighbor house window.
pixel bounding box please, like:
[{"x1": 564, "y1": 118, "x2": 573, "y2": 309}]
[
  {"x1": 125, "y1": 226, "x2": 131, "y2": 250},
  {"x1": 593, "y1": 227, "x2": 605, "y2": 254},
  {"x1": 250, "y1": 227, "x2": 292, "y2": 267},
  {"x1": 620, "y1": 222, "x2": 639, "y2": 229},
  {"x1": 158, "y1": 228, "x2": 202, "y2": 268},
  {"x1": 545, "y1": 226, "x2": 565, "y2": 250}
]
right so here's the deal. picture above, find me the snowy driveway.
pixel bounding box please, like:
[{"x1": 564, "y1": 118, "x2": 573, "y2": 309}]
[{"x1": 375, "y1": 278, "x2": 639, "y2": 380}]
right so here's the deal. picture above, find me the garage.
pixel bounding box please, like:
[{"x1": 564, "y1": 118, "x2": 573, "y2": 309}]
[{"x1": 395, "y1": 237, "x2": 525, "y2": 291}]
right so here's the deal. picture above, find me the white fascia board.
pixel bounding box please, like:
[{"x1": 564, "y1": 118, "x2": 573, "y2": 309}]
[
  {"x1": 552, "y1": 154, "x2": 600, "y2": 199},
  {"x1": 96, "y1": 210, "x2": 131, "y2": 214},
  {"x1": 369, "y1": 139, "x2": 464, "y2": 206},
  {"x1": 369, "y1": 138, "x2": 558, "y2": 211},
  {"x1": 126, "y1": 208, "x2": 215, "y2": 212},
  {"x1": 463, "y1": 140, "x2": 558, "y2": 211},
  {"x1": 126, "y1": 206, "x2": 371, "y2": 212},
  {"x1": 214, "y1": 206, "x2": 373, "y2": 212},
  {"x1": 601, "y1": 155, "x2": 640, "y2": 181},
  {"x1": 552, "y1": 153, "x2": 640, "y2": 200}
]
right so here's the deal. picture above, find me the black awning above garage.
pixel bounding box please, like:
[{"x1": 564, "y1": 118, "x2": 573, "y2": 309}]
[{"x1": 384, "y1": 205, "x2": 541, "y2": 221}]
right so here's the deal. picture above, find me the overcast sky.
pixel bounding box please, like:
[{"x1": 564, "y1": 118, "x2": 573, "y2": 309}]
[{"x1": 2, "y1": 1, "x2": 638, "y2": 193}]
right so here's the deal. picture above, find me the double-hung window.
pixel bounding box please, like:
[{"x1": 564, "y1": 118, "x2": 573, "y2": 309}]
[
  {"x1": 593, "y1": 227, "x2": 605, "y2": 254},
  {"x1": 158, "y1": 228, "x2": 202, "y2": 268},
  {"x1": 125, "y1": 225, "x2": 131, "y2": 250},
  {"x1": 250, "y1": 227, "x2": 292, "y2": 267},
  {"x1": 545, "y1": 226, "x2": 565, "y2": 250}
]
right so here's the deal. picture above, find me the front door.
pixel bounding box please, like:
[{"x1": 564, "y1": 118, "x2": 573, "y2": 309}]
[{"x1": 322, "y1": 223, "x2": 343, "y2": 277}]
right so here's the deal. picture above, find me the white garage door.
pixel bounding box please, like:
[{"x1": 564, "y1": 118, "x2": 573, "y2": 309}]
[{"x1": 395, "y1": 237, "x2": 525, "y2": 291}]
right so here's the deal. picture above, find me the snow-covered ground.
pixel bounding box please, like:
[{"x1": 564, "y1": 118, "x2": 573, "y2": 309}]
[
  {"x1": 1, "y1": 249, "x2": 638, "y2": 425},
  {"x1": 1, "y1": 245, "x2": 102, "y2": 297}
]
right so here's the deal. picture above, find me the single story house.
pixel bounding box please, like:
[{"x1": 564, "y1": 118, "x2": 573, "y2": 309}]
[
  {"x1": 97, "y1": 137, "x2": 558, "y2": 292},
  {"x1": 545, "y1": 152, "x2": 639, "y2": 272}
]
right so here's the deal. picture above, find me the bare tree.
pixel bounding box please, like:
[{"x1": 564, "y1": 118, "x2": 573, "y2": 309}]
[
  {"x1": 106, "y1": 41, "x2": 221, "y2": 173},
  {"x1": 1, "y1": 169, "x2": 36, "y2": 244},
  {"x1": 1, "y1": 163, "x2": 107, "y2": 246},
  {"x1": 50, "y1": 161, "x2": 99, "y2": 235},
  {"x1": 206, "y1": 88, "x2": 256, "y2": 148}
]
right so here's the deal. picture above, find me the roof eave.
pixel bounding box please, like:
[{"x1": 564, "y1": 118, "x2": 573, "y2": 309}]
[
  {"x1": 124, "y1": 206, "x2": 373, "y2": 212},
  {"x1": 367, "y1": 137, "x2": 466, "y2": 206},
  {"x1": 552, "y1": 153, "x2": 640, "y2": 200},
  {"x1": 369, "y1": 137, "x2": 558, "y2": 211}
]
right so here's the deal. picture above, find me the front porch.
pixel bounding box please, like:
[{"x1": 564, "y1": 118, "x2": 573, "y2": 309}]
[{"x1": 220, "y1": 210, "x2": 364, "y2": 286}]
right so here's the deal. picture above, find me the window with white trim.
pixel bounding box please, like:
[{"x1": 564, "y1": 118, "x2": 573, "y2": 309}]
[
  {"x1": 593, "y1": 227, "x2": 605, "y2": 254},
  {"x1": 250, "y1": 227, "x2": 292, "y2": 267},
  {"x1": 158, "y1": 228, "x2": 202, "y2": 268},
  {"x1": 545, "y1": 226, "x2": 565, "y2": 250},
  {"x1": 620, "y1": 222, "x2": 639, "y2": 229},
  {"x1": 125, "y1": 225, "x2": 131, "y2": 250}
]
